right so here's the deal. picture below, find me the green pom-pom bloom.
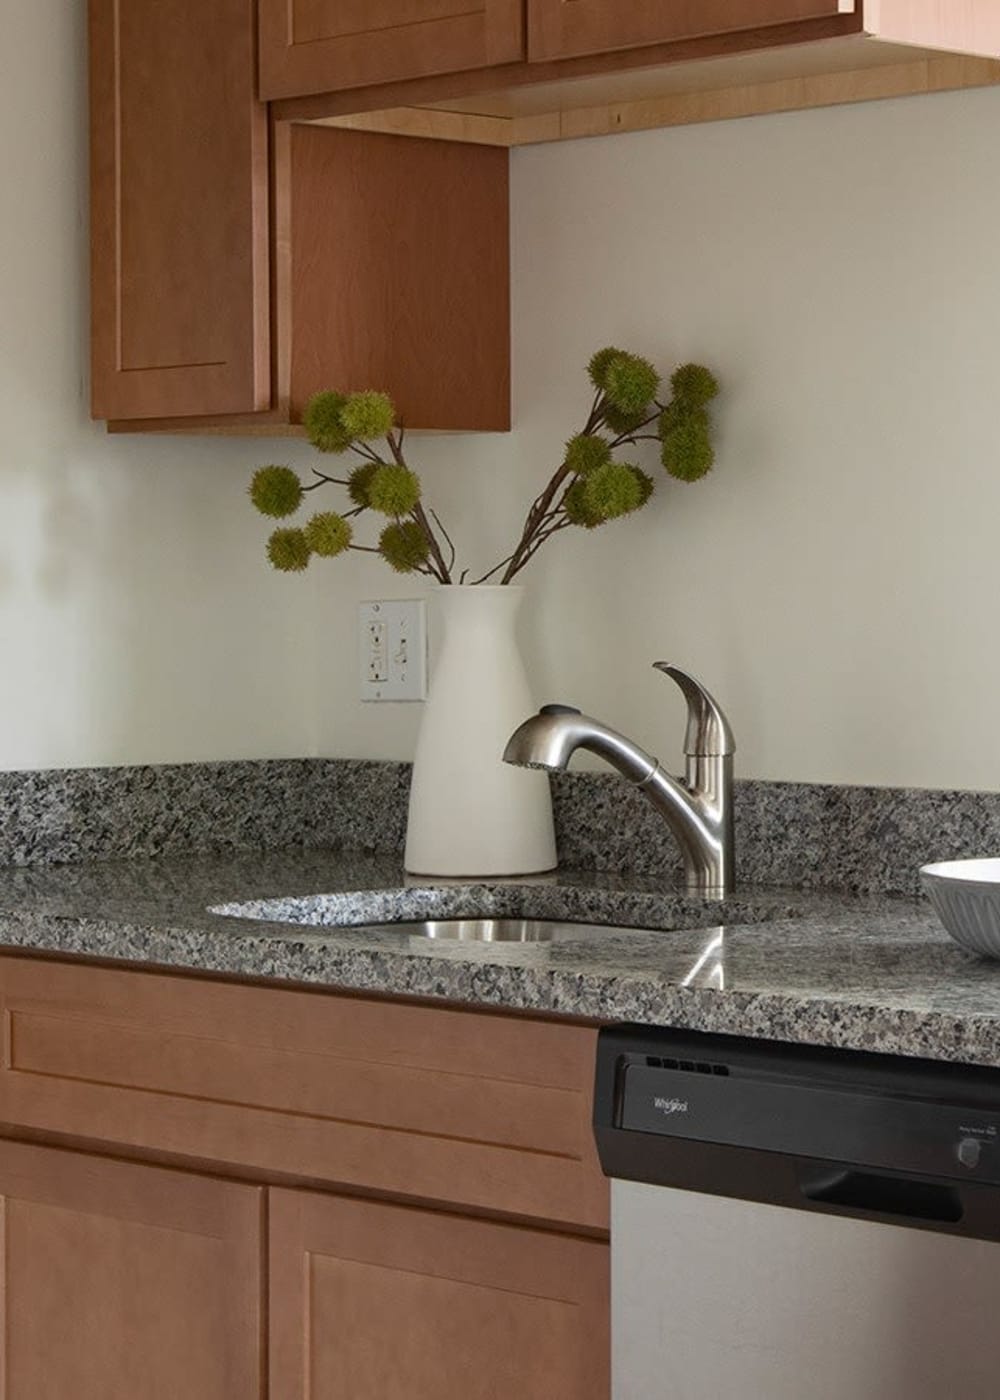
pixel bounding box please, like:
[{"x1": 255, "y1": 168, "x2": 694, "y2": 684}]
[
  {"x1": 340, "y1": 390, "x2": 396, "y2": 441},
  {"x1": 584, "y1": 461, "x2": 646, "y2": 519},
  {"x1": 266, "y1": 527, "x2": 311, "y2": 572},
  {"x1": 564, "y1": 433, "x2": 611, "y2": 476},
  {"x1": 347, "y1": 463, "x2": 378, "y2": 509},
  {"x1": 563, "y1": 479, "x2": 604, "y2": 529},
  {"x1": 630, "y1": 466, "x2": 655, "y2": 508},
  {"x1": 661, "y1": 409, "x2": 715, "y2": 482},
  {"x1": 603, "y1": 402, "x2": 649, "y2": 437},
  {"x1": 604, "y1": 353, "x2": 660, "y2": 416},
  {"x1": 564, "y1": 462, "x2": 646, "y2": 528},
  {"x1": 657, "y1": 401, "x2": 684, "y2": 438},
  {"x1": 587, "y1": 346, "x2": 627, "y2": 391},
  {"x1": 670, "y1": 363, "x2": 719, "y2": 408},
  {"x1": 368, "y1": 464, "x2": 421, "y2": 516},
  {"x1": 249, "y1": 465, "x2": 303, "y2": 518},
  {"x1": 379, "y1": 521, "x2": 430, "y2": 573},
  {"x1": 304, "y1": 512, "x2": 352, "y2": 558},
  {"x1": 303, "y1": 391, "x2": 352, "y2": 453}
]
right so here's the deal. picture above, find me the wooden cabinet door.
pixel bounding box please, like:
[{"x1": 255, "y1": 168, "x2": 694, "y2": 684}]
[
  {"x1": 89, "y1": 0, "x2": 270, "y2": 421},
  {"x1": 270, "y1": 1189, "x2": 609, "y2": 1399},
  {"x1": 0, "y1": 1139, "x2": 263, "y2": 1399},
  {"x1": 287, "y1": 127, "x2": 510, "y2": 432},
  {"x1": 258, "y1": 0, "x2": 525, "y2": 101},
  {"x1": 528, "y1": 0, "x2": 857, "y2": 63}
]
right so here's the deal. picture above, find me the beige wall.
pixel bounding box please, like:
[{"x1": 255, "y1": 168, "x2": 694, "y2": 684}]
[
  {"x1": 323, "y1": 83, "x2": 1000, "y2": 793},
  {"x1": 0, "y1": 2, "x2": 323, "y2": 769},
  {"x1": 6, "y1": 4, "x2": 1000, "y2": 788}
]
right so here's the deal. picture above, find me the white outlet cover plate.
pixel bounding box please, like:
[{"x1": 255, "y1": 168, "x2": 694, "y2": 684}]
[{"x1": 358, "y1": 599, "x2": 427, "y2": 702}]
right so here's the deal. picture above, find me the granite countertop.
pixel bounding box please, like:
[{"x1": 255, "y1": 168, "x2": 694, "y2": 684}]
[{"x1": 0, "y1": 846, "x2": 999, "y2": 1067}]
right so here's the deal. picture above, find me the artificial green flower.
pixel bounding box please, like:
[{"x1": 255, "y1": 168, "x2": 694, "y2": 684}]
[
  {"x1": 303, "y1": 391, "x2": 352, "y2": 453},
  {"x1": 368, "y1": 464, "x2": 421, "y2": 516},
  {"x1": 563, "y1": 478, "x2": 604, "y2": 529},
  {"x1": 379, "y1": 520, "x2": 430, "y2": 573},
  {"x1": 340, "y1": 390, "x2": 396, "y2": 441},
  {"x1": 251, "y1": 346, "x2": 718, "y2": 584},
  {"x1": 266, "y1": 527, "x2": 311, "y2": 572},
  {"x1": 586, "y1": 346, "x2": 626, "y2": 392},
  {"x1": 347, "y1": 462, "x2": 378, "y2": 508},
  {"x1": 670, "y1": 363, "x2": 719, "y2": 408},
  {"x1": 603, "y1": 402, "x2": 650, "y2": 438},
  {"x1": 661, "y1": 409, "x2": 715, "y2": 481},
  {"x1": 564, "y1": 433, "x2": 612, "y2": 476},
  {"x1": 564, "y1": 461, "x2": 646, "y2": 527},
  {"x1": 584, "y1": 461, "x2": 646, "y2": 518},
  {"x1": 604, "y1": 353, "x2": 660, "y2": 416},
  {"x1": 249, "y1": 465, "x2": 303, "y2": 518},
  {"x1": 629, "y1": 465, "x2": 655, "y2": 508},
  {"x1": 657, "y1": 401, "x2": 683, "y2": 438},
  {"x1": 304, "y1": 511, "x2": 352, "y2": 557}
]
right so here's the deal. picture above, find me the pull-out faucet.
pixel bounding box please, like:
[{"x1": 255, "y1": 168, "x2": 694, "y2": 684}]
[{"x1": 503, "y1": 663, "x2": 735, "y2": 897}]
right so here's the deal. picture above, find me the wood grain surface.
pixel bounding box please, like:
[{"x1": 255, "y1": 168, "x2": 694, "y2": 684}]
[{"x1": 89, "y1": 0, "x2": 269, "y2": 420}]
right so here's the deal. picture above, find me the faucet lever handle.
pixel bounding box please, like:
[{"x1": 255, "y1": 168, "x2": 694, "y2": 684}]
[{"x1": 653, "y1": 663, "x2": 735, "y2": 757}]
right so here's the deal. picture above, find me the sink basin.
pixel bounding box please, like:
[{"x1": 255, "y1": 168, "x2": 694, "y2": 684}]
[
  {"x1": 211, "y1": 890, "x2": 793, "y2": 941},
  {"x1": 362, "y1": 917, "x2": 615, "y2": 943}
]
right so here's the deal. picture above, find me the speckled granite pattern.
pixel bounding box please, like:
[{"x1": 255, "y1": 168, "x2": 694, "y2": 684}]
[
  {"x1": 547, "y1": 772, "x2": 1000, "y2": 896},
  {"x1": 5, "y1": 758, "x2": 1000, "y2": 897},
  {"x1": 0, "y1": 761, "x2": 321, "y2": 864},
  {"x1": 3, "y1": 848, "x2": 1000, "y2": 1069}
]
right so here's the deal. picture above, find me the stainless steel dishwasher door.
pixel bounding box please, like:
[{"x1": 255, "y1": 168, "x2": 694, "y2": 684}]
[{"x1": 613, "y1": 1178, "x2": 1000, "y2": 1400}]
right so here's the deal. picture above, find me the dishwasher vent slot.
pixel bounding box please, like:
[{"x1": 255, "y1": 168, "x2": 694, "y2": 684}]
[{"x1": 644, "y1": 1056, "x2": 729, "y2": 1076}]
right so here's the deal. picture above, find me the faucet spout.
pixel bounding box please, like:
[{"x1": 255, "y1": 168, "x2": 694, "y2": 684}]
[
  {"x1": 503, "y1": 706, "x2": 658, "y2": 786},
  {"x1": 503, "y1": 667, "x2": 735, "y2": 897}
]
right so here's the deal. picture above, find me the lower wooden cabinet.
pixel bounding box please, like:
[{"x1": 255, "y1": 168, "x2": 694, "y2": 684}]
[
  {"x1": 269, "y1": 1189, "x2": 610, "y2": 1399},
  {"x1": 0, "y1": 958, "x2": 609, "y2": 1395},
  {"x1": 0, "y1": 1142, "x2": 608, "y2": 1399},
  {"x1": 0, "y1": 1140, "x2": 264, "y2": 1399}
]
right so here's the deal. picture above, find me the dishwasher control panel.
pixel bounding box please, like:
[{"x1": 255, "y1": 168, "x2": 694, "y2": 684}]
[
  {"x1": 595, "y1": 1026, "x2": 1000, "y2": 1191},
  {"x1": 618, "y1": 1056, "x2": 1000, "y2": 1185}
]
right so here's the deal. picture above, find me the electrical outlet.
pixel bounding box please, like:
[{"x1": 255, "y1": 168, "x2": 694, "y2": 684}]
[
  {"x1": 358, "y1": 600, "x2": 427, "y2": 702},
  {"x1": 367, "y1": 620, "x2": 388, "y2": 682}
]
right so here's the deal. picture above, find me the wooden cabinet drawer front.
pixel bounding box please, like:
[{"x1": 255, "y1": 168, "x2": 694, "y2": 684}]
[
  {"x1": 259, "y1": 0, "x2": 525, "y2": 101},
  {"x1": 0, "y1": 958, "x2": 608, "y2": 1231},
  {"x1": 528, "y1": 0, "x2": 858, "y2": 64}
]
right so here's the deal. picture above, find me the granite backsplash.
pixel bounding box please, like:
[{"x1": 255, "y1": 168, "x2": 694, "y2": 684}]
[{"x1": 0, "y1": 759, "x2": 997, "y2": 896}]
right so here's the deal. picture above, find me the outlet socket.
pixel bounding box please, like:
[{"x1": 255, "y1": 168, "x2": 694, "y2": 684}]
[{"x1": 358, "y1": 600, "x2": 427, "y2": 702}]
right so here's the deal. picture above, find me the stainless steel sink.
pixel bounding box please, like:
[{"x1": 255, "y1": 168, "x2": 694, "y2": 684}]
[{"x1": 362, "y1": 917, "x2": 617, "y2": 943}]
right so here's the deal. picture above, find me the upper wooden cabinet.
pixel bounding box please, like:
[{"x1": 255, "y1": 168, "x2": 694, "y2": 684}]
[
  {"x1": 89, "y1": 0, "x2": 511, "y2": 432},
  {"x1": 89, "y1": 0, "x2": 270, "y2": 422},
  {"x1": 91, "y1": 0, "x2": 1000, "y2": 433},
  {"x1": 258, "y1": 0, "x2": 526, "y2": 101},
  {"x1": 528, "y1": 0, "x2": 857, "y2": 64},
  {"x1": 285, "y1": 126, "x2": 509, "y2": 432}
]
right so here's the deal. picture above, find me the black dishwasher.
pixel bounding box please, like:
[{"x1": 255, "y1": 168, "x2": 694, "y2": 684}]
[{"x1": 595, "y1": 1025, "x2": 1000, "y2": 1400}]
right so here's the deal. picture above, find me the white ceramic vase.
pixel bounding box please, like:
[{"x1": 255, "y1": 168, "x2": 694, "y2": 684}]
[{"x1": 404, "y1": 584, "x2": 557, "y2": 877}]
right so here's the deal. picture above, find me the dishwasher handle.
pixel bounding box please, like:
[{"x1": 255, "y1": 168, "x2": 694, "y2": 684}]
[{"x1": 798, "y1": 1166, "x2": 963, "y2": 1225}]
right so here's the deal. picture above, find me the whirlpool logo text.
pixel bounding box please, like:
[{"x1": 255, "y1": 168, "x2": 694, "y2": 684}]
[{"x1": 653, "y1": 1097, "x2": 689, "y2": 1115}]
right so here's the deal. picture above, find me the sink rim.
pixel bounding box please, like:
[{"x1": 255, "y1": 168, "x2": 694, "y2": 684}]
[{"x1": 359, "y1": 916, "x2": 640, "y2": 943}]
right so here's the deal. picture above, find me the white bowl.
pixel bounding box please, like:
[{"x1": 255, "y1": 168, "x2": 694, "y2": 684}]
[{"x1": 920, "y1": 858, "x2": 1000, "y2": 958}]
